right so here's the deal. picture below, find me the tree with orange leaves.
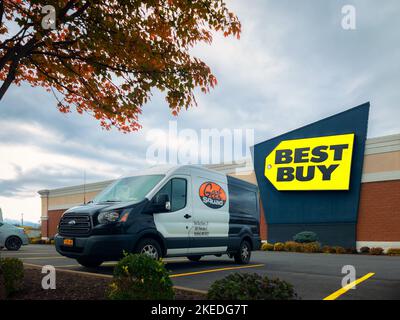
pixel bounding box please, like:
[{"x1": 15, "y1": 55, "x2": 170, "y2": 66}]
[{"x1": 0, "y1": 0, "x2": 241, "y2": 132}]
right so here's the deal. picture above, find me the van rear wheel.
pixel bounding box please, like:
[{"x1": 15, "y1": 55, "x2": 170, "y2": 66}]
[
  {"x1": 76, "y1": 258, "x2": 103, "y2": 268},
  {"x1": 234, "y1": 240, "x2": 251, "y2": 264},
  {"x1": 187, "y1": 255, "x2": 202, "y2": 262}
]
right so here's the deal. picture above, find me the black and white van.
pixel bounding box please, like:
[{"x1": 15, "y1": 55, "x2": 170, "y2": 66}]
[{"x1": 55, "y1": 165, "x2": 261, "y2": 267}]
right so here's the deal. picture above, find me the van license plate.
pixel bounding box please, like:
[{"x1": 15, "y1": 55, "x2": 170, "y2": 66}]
[{"x1": 63, "y1": 238, "x2": 74, "y2": 246}]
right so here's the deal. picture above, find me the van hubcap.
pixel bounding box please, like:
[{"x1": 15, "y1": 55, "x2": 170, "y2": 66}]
[
  {"x1": 141, "y1": 244, "x2": 159, "y2": 259},
  {"x1": 241, "y1": 245, "x2": 249, "y2": 260}
]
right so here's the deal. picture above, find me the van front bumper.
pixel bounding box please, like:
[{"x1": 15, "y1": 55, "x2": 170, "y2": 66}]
[{"x1": 55, "y1": 234, "x2": 137, "y2": 261}]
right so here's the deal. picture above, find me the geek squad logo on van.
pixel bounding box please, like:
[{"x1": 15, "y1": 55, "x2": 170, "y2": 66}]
[
  {"x1": 264, "y1": 133, "x2": 355, "y2": 191},
  {"x1": 199, "y1": 182, "x2": 227, "y2": 209}
]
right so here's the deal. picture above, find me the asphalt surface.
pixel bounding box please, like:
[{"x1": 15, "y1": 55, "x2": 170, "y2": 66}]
[{"x1": 2, "y1": 244, "x2": 400, "y2": 300}]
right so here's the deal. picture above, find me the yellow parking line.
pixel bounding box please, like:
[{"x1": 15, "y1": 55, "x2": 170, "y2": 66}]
[
  {"x1": 162, "y1": 259, "x2": 190, "y2": 264},
  {"x1": 19, "y1": 256, "x2": 67, "y2": 260},
  {"x1": 53, "y1": 264, "x2": 81, "y2": 268},
  {"x1": 323, "y1": 272, "x2": 375, "y2": 300},
  {"x1": 56, "y1": 262, "x2": 117, "y2": 268},
  {"x1": 170, "y1": 264, "x2": 264, "y2": 278}
]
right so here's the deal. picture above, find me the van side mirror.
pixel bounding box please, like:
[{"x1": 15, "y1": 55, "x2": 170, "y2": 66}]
[{"x1": 152, "y1": 194, "x2": 171, "y2": 213}]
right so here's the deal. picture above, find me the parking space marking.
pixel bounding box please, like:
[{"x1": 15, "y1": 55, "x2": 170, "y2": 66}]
[
  {"x1": 55, "y1": 262, "x2": 117, "y2": 268},
  {"x1": 52, "y1": 264, "x2": 82, "y2": 268},
  {"x1": 170, "y1": 264, "x2": 264, "y2": 278},
  {"x1": 18, "y1": 256, "x2": 67, "y2": 260},
  {"x1": 323, "y1": 272, "x2": 375, "y2": 300},
  {"x1": 0, "y1": 252, "x2": 56, "y2": 255}
]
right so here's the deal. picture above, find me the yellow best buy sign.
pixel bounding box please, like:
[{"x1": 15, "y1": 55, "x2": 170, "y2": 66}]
[{"x1": 264, "y1": 133, "x2": 355, "y2": 191}]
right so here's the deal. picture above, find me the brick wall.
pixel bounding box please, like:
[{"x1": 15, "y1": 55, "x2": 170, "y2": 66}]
[
  {"x1": 47, "y1": 209, "x2": 66, "y2": 239},
  {"x1": 357, "y1": 180, "x2": 400, "y2": 241},
  {"x1": 259, "y1": 180, "x2": 400, "y2": 242},
  {"x1": 41, "y1": 219, "x2": 48, "y2": 239}
]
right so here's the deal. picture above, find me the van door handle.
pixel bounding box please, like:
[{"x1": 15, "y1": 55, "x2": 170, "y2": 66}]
[{"x1": 184, "y1": 214, "x2": 192, "y2": 219}]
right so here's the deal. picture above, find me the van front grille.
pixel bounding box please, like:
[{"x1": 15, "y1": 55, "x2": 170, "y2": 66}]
[{"x1": 59, "y1": 213, "x2": 92, "y2": 237}]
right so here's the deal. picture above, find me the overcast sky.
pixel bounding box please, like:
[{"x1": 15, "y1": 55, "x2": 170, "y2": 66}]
[{"x1": 1, "y1": 0, "x2": 399, "y2": 222}]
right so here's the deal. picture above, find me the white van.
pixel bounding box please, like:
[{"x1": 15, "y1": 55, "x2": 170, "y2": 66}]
[{"x1": 55, "y1": 165, "x2": 261, "y2": 267}]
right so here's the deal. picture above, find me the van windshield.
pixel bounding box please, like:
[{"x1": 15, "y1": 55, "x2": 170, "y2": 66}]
[{"x1": 93, "y1": 175, "x2": 165, "y2": 204}]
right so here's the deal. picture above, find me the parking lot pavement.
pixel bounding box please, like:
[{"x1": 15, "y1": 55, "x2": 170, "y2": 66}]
[{"x1": 2, "y1": 244, "x2": 400, "y2": 300}]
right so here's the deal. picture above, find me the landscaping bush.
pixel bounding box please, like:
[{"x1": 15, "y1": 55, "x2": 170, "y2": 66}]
[
  {"x1": 359, "y1": 246, "x2": 370, "y2": 254},
  {"x1": 302, "y1": 242, "x2": 321, "y2": 253},
  {"x1": 107, "y1": 253, "x2": 174, "y2": 300},
  {"x1": 370, "y1": 247, "x2": 384, "y2": 255},
  {"x1": 321, "y1": 246, "x2": 336, "y2": 253},
  {"x1": 207, "y1": 273, "x2": 298, "y2": 300},
  {"x1": 0, "y1": 258, "x2": 24, "y2": 297},
  {"x1": 29, "y1": 238, "x2": 43, "y2": 244},
  {"x1": 284, "y1": 241, "x2": 303, "y2": 252},
  {"x1": 273, "y1": 242, "x2": 285, "y2": 251},
  {"x1": 0, "y1": 268, "x2": 5, "y2": 299},
  {"x1": 345, "y1": 248, "x2": 358, "y2": 254},
  {"x1": 387, "y1": 248, "x2": 400, "y2": 256},
  {"x1": 261, "y1": 243, "x2": 274, "y2": 251},
  {"x1": 334, "y1": 246, "x2": 346, "y2": 254},
  {"x1": 293, "y1": 231, "x2": 318, "y2": 243}
]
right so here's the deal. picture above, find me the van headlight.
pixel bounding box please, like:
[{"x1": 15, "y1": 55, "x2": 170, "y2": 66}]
[{"x1": 98, "y1": 211, "x2": 120, "y2": 224}]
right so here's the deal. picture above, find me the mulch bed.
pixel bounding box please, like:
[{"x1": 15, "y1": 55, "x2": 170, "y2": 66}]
[{"x1": 8, "y1": 267, "x2": 205, "y2": 300}]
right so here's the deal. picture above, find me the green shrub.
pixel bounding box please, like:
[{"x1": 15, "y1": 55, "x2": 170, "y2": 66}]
[
  {"x1": 387, "y1": 248, "x2": 400, "y2": 256},
  {"x1": 334, "y1": 246, "x2": 346, "y2": 254},
  {"x1": 261, "y1": 243, "x2": 274, "y2": 251},
  {"x1": 370, "y1": 247, "x2": 384, "y2": 255},
  {"x1": 302, "y1": 242, "x2": 321, "y2": 253},
  {"x1": 345, "y1": 248, "x2": 358, "y2": 254},
  {"x1": 29, "y1": 238, "x2": 43, "y2": 244},
  {"x1": 207, "y1": 273, "x2": 298, "y2": 300},
  {"x1": 293, "y1": 231, "x2": 318, "y2": 243},
  {"x1": 0, "y1": 268, "x2": 5, "y2": 300},
  {"x1": 273, "y1": 242, "x2": 285, "y2": 251},
  {"x1": 359, "y1": 246, "x2": 370, "y2": 254},
  {"x1": 107, "y1": 253, "x2": 174, "y2": 300},
  {"x1": 0, "y1": 258, "x2": 24, "y2": 297},
  {"x1": 321, "y1": 246, "x2": 336, "y2": 253},
  {"x1": 284, "y1": 241, "x2": 303, "y2": 252}
]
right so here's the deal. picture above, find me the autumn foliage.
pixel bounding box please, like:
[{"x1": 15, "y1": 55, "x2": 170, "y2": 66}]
[{"x1": 0, "y1": 0, "x2": 241, "y2": 132}]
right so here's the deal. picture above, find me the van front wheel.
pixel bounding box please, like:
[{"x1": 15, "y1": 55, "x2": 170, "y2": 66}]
[
  {"x1": 234, "y1": 240, "x2": 251, "y2": 264},
  {"x1": 136, "y1": 238, "x2": 162, "y2": 260}
]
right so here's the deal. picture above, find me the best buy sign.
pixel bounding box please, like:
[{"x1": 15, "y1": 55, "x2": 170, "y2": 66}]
[{"x1": 264, "y1": 133, "x2": 354, "y2": 191}]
